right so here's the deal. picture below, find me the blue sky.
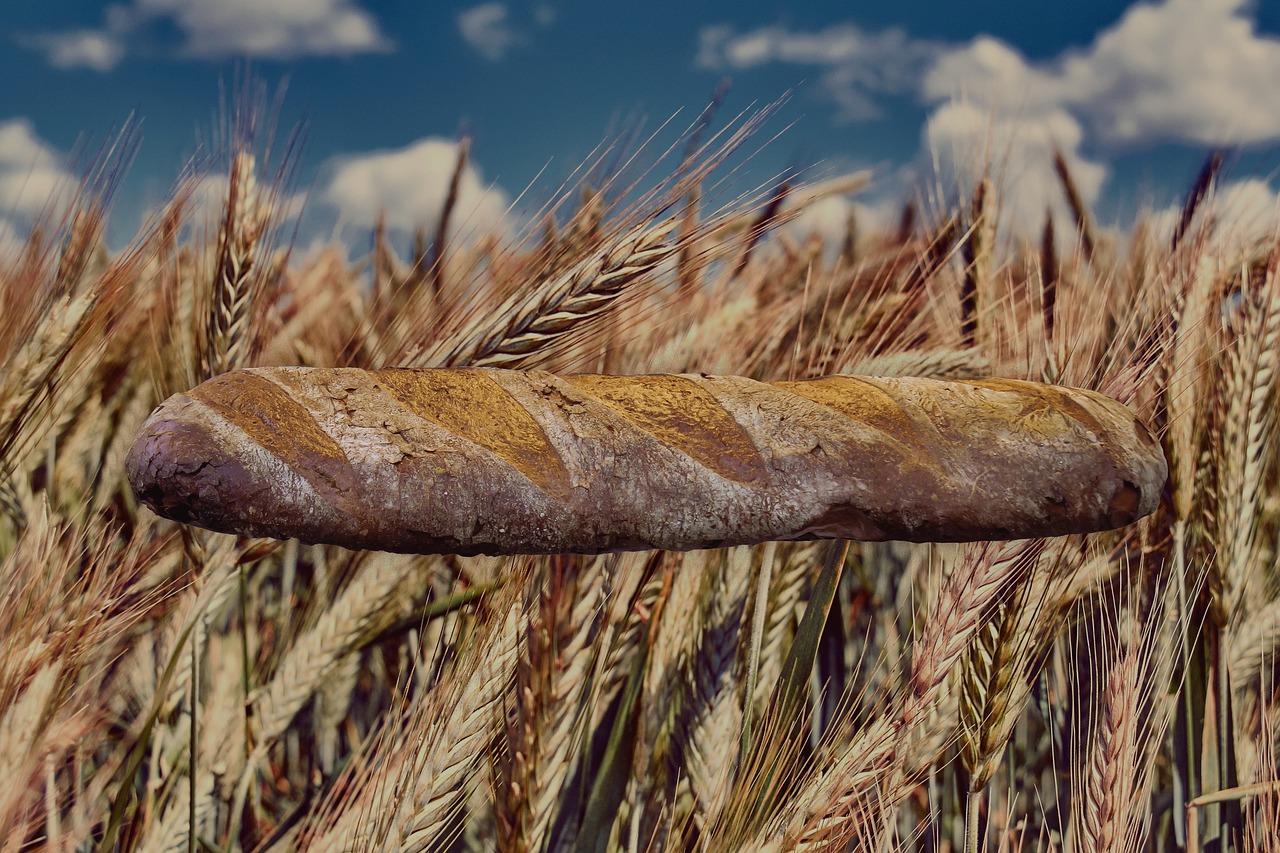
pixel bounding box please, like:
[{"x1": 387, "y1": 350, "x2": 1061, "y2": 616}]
[{"x1": 2, "y1": 0, "x2": 1280, "y2": 254}]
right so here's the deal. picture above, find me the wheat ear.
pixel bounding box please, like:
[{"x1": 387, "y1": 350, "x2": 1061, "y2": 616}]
[
  {"x1": 679, "y1": 545, "x2": 752, "y2": 829},
  {"x1": 251, "y1": 552, "x2": 422, "y2": 749},
  {"x1": 497, "y1": 554, "x2": 609, "y2": 850},
  {"x1": 205, "y1": 151, "x2": 267, "y2": 377},
  {"x1": 1216, "y1": 254, "x2": 1278, "y2": 620},
  {"x1": 776, "y1": 540, "x2": 1041, "y2": 849},
  {"x1": 424, "y1": 217, "x2": 679, "y2": 368}
]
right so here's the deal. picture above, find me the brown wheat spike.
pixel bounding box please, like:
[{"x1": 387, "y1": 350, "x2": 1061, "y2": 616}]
[
  {"x1": 1166, "y1": 253, "x2": 1218, "y2": 523},
  {"x1": 0, "y1": 290, "x2": 95, "y2": 461},
  {"x1": 904, "y1": 540, "x2": 1044, "y2": 734},
  {"x1": 1053, "y1": 147, "x2": 1097, "y2": 261},
  {"x1": 733, "y1": 179, "x2": 792, "y2": 279},
  {"x1": 205, "y1": 151, "x2": 268, "y2": 377},
  {"x1": 1042, "y1": 208, "x2": 1059, "y2": 339},
  {"x1": 497, "y1": 553, "x2": 609, "y2": 851},
  {"x1": 957, "y1": 605, "x2": 1013, "y2": 792},
  {"x1": 1231, "y1": 596, "x2": 1280, "y2": 696},
  {"x1": 381, "y1": 583, "x2": 524, "y2": 852},
  {"x1": 959, "y1": 177, "x2": 993, "y2": 348},
  {"x1": 0, "y1": 466, "x2": 23, "y2": 531},
  {"x1": 957, "y1": 540, "x2": 1077, "y2": 803},
  {"x1": 315, "y1": 651, "x2": 361, "y2": 775},
  {"x1": 785, "y1": 539, "x2": 1043, "y2": 849},
  {"x1": 628, "y1": 550, "x2": 704, "y2": 845},
  {"x1": 426, "y1": 134, "x2": 471, "y2": 301},
  {"x1": 425, "y1": 217, "x2": 680, "y2": 369},
  {"x1": 676, "y1": 183, "x2": 705, "y2": 292},
  {"x1": 300, "y1": 566, "x2": 514, "y2": 850},
  {"x1": 55, "y1": 203, "x2": 106, "y2": 295},
  {"x1": 593, "y1": 553, "x2": 662, "y2": 725},
  {"x1": 1075, "y1": 608, "x2": 1154, "y2": 851},
  {"x1": 0, "y1": 511, "x2": 157, "y2": 844},
  {"x1": 1171, "y1": 150, "x2": 1226, "y2": 253}
]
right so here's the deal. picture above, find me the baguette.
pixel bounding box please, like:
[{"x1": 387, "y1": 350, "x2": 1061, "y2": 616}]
[{"x1": 126, "y1": 368, "x2": 1167, "y2": 555}]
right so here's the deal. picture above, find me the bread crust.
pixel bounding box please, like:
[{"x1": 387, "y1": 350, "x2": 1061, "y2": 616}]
[{"x1": 126, "y1": 368, "x2": 1168, "y2": 554}]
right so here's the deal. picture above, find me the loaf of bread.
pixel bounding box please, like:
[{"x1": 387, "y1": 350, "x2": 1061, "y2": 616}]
[{"x1": 126, "y1": 368, "x2": 1167, "y2": 555}]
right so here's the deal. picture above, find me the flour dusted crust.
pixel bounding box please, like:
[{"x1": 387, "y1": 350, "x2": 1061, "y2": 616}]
[{"x1": 126, "y1": 368, "x2": 1168, "y2": 555}]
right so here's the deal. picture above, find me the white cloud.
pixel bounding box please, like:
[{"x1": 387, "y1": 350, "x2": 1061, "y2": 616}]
[
  {"x1": 322, "y1": 137, "x2": 511, "y2": 241},
  {"x1": 697, "y1": 23, "x2": 946, "y2": 120},
  {"x1": 700, "y1": 1, "x2": 1280, "y2": 147},
  {"x1": 1148, "y1": 177, "x2": 1280, "y2": 255},
  {"x1": 28, "y1": 0, "x2": 391, "y2": 68},
  {"x1": 27, "y1": 30, "x2": 127, "y2": 71},
  {"x1": 0, "y1": 119, "x2": 75, "y2": 219},
  {"x1": 923, "y1": 0, "x2": 1280, "y2": 146},
  {"x1": 136, "y1": 0, "x2": 391, "y2": 59},
  {"x1": 0, "y1": 119, "x2": 76, "y2": 253},
  {"x1": 698, "y1": 1, "x2": 1280, "y2": 247},
  {"x1": 458, "y1": 3, "x2": 522, "y2": 61},
  {"x1": 917, "y1": 102, "x2": 1108, "y2": 242}
]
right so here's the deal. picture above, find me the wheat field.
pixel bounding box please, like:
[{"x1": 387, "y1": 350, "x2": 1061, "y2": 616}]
[{"x1": 0, "y1": 105, "x2": 1277, "y2": 852}]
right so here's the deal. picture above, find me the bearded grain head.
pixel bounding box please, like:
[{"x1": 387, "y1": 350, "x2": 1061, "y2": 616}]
[{"x1": 125, "y1": 368, "x2": 1167, "y2": 555}]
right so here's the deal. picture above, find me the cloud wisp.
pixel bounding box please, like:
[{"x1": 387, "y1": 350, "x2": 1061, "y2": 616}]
[
  {"x1": 456, "y1": 2, "x2": 556, "y2": 62},
  {"x1": 458, "y1": 3, "x2": 522, "y2": 61},
  {"x1": 697, "y1": 22, "x2": 946, "y2": 121},
  {"x1": 923, "y1": 0, "x2": 1280, "y2": 147},
  {"x1": 25, "y1": 0, "x2": 392, "y2": 70}
]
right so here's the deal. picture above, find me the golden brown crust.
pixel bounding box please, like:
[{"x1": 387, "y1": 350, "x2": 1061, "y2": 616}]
[
  {"x1": 564, "y1": 374, "x2": 767, "y2": 484},
  {"x1": 126, "y1": 368, "x2": 1168, "y2": 554},
  {"x1": 374, "y1": 368, "x2": 574, "y2": 501}
]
